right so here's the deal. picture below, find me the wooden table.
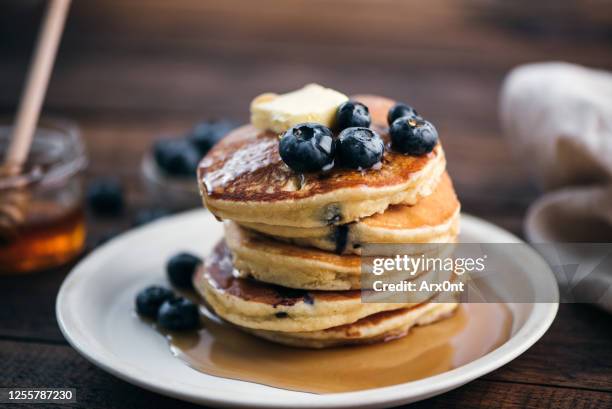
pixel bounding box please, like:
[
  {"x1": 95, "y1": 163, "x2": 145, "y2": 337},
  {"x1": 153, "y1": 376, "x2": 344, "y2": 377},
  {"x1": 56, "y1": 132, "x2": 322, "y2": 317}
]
[{"x1": 1, "y1": 1, "x2": 611, "y2": 407}]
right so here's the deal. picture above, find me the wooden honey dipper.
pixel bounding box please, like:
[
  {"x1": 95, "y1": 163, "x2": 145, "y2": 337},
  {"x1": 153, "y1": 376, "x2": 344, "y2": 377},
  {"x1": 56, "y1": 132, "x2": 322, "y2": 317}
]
[{"x1": 0, "y1": 0, "x2": 71, "y2": 244}]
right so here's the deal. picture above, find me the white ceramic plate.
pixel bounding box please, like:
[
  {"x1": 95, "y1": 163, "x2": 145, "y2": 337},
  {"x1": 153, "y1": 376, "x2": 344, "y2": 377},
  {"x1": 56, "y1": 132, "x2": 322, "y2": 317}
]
[{"x1": 56, "y1": 211, "x2": 558, "y2": 409}]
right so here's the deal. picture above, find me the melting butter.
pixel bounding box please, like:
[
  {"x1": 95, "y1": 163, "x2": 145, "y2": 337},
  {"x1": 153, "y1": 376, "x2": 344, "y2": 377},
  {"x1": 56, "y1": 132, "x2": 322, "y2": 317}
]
[{"x1": 250, "y1": 84, "x2": 348, "y2": 133}]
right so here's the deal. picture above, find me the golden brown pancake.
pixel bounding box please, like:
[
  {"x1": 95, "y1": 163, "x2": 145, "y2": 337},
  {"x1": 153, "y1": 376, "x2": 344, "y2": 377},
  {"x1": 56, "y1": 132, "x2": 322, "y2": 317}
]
[
  {"x1": 241, "y1": 172, "x2": 460, "y2": 254},
  {"x1": 195, "y1": 241, "x2": 430, "y2": 332},
  {"x1": 225, "y1": 221, "x2": 456, "y2": 290},
  {"x1": 246, "y1": 301, "x2": 458, "y2": 348},
  {"x1": 198, "y1": 95, "x2": 445, "y2": 228}
]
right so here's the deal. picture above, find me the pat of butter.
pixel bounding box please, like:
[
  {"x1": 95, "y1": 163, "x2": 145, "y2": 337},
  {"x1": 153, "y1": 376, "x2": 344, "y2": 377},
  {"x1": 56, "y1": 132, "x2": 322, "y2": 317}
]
[{"x1": 250, "y1": 84, "x2": 348, "y2": 133}]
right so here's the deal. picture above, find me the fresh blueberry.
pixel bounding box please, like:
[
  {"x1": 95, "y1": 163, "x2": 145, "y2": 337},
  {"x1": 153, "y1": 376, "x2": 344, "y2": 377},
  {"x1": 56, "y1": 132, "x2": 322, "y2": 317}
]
[
  {"x1": 153, "y1": 139, "x2": 201, "y2": 177},
  {"x1": 157, "y1": 297, "x2": 200, "y2": 331},
  {"x1": 336, "y1": 100, "x2": 371, "y2": 130},
  {"x1": 132, "y1": 208, "x2": 171, "y2": 227},
  {"x1": 86, "y1": 178, "x2": 124, "y2": 216},
  {"x1": 188, "y1": 120, "x2": 234, "y2": 155},
  {"x1": 336, "y1": 127, "x2": 384, "y2": 169},
  {"x1": 387, "y1": 103, "x2": 420, "y2": 126},
  {"x1": 135, "y1": 286, "x2": 174, "y2": 319},
  {"x1": 279, "y1": 123, "x2": 335, "y2": 173},
  {"x1": 390, "y1": 117, "x2": 438, "y2": 155},
  {"x1": 167, "y1": 252, "x2": 202, "y2": 289}
]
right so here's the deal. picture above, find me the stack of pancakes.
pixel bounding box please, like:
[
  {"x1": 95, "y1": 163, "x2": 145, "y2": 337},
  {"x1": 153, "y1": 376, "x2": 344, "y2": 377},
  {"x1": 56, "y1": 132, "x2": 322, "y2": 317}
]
[{"x1": 196, "y1": 95, "x2": 461, "y2": 348}]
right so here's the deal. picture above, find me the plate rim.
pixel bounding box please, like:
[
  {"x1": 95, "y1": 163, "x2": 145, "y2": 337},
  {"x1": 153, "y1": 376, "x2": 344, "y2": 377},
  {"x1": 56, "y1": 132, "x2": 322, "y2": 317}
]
[{"x1": 56, "y1": 210, "x2": 559, "y2": 409}]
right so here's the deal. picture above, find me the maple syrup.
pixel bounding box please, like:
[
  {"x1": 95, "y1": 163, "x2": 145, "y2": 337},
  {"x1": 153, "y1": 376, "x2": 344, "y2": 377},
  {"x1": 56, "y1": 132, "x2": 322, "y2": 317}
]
[{"x1": 161, "y1": 303, "x2": 512, "y2": 393}]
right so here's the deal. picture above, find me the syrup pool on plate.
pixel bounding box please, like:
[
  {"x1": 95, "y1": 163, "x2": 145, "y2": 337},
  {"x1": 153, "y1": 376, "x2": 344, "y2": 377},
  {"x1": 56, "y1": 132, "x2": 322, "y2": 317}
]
[{"x1": 159, "y1": 303, "x2": 512, "y2": 394}]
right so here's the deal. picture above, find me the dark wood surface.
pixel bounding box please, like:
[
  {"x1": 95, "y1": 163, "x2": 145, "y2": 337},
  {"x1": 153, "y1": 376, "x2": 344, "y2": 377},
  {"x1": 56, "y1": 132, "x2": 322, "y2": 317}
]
[{"x1": 1, "y1": 1, "x2": 611, "y2": 408}]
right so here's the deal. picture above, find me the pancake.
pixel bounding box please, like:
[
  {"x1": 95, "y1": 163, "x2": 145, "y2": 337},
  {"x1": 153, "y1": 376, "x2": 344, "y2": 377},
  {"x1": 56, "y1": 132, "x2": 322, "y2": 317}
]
[
  {"x1": 195, "y1": 241, "x2": 431, "y2": 332},
  {"x1": 246, "y1": 301, "x2": 458, "y2": 348},
  {"x1": 225, "y1": 221, "x2": 456, "y2": 290},
  {"x1": 198, "y1": 95, "x2": 446, "y2": 228},
  {"x1": 241, "y1": 172, "x2": 460, "y2": 254}
]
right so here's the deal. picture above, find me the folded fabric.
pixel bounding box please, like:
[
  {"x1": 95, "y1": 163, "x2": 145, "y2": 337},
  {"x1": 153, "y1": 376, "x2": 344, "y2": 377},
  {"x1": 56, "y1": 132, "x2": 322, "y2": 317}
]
[{"x1": 500, "y1": 62, "x2": 612, "y2": 312}]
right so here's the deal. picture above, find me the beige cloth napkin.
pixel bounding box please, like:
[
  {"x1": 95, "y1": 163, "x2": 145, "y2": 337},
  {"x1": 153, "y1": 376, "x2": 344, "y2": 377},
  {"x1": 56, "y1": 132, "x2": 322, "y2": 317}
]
[{"x1": 500, "y1": 62, "x2": 612, "y2": 311}]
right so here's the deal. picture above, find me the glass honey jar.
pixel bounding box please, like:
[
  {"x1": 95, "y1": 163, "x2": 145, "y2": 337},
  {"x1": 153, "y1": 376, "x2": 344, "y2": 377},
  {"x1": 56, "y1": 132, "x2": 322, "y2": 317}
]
[{"x1": 0, "y1": 119, "x2": 87, "y2": 273}]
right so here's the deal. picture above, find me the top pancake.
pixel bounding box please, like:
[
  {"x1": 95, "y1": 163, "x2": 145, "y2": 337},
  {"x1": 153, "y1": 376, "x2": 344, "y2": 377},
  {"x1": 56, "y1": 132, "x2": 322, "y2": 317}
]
[{"x1": 198, "y1": 95, "x2": 445, "y2": 228}]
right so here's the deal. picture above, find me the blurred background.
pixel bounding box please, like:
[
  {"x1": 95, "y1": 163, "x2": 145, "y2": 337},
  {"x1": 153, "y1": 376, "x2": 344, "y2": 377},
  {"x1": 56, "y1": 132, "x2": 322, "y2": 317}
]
[{"x1": 1, "y1": 0, "x2": 612, "y2": 237}]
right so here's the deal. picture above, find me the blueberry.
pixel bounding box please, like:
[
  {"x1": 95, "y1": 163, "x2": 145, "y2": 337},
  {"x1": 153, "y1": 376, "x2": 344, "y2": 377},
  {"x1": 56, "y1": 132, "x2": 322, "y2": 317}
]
[
  {"x1": 279, "y1": 123, "x2": 335, "y2": 173},
  {"x1": 135, "y1": 286, "x2": 174, "y2": 319},
  {"x1": 387, "y1": 103, "x2": 420, "y2": 126},
  {"x1": 188, "y1": 120, "x2": 234, "y2": 155},
  {"x1": 336, "y1": 127, "x2": 384, "y2": 169},
  {"x1": 86, "y1": 178, "x2": 124, "y2": 216},
  {"x1": 132, "y1": 208, "x2": 171, "y2": 227},
  {"x1": 153, "y1": 139, "x2": 201, "y2": 177},
  {"x1": 167, "y1": 252, "x2": 202, "y2": 289},
  {"x1": 336, "y1": 100, "x2": 371, "y2": 130},
  {"x1": 157, "y1": 297, "x2": 200, "y2": 331},
  {"x1": 390, "y1": 117, "x2": 438, "y2": 155}
]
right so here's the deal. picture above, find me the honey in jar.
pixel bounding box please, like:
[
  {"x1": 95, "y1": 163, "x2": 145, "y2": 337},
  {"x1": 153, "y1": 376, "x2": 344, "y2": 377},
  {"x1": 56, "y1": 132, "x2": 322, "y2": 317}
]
[{"x1": 0, "y1": 119, "x2": 87, "y2": 274}]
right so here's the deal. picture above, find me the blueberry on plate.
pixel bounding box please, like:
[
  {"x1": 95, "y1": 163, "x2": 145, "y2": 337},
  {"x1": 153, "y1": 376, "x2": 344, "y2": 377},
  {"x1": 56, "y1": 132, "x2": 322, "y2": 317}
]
[
  {"x1": 188, "y1": 120, "x2": 235, "y2": 155},
  {"x1": 279, "y1": 123, "x2": 335, "y2": 173},
  {"x1": 336, "y1": 100, "x2": 371, "y2": 130},
  {"x1": 153, "y1": 139, "x2": 201, "y2": 177},
  {"x1": 390, "y1": 117, "x2": 438, "y2": 155},
  {"x1": 135, "y1": 286, "x2": 174, "y2": 319},
  {"x1": 167, "y1": 252, "x2": 202, "y2": 289},
  {"x1": 336, "y1": 127, "x2": 384, "y2": 170},
  {"x1": 387, "y1": 103, "x2": 420, "y2": 126},
  {"x1": 86, "y1": 178, "x2": 124, "y2": 216},
  {"x1": 157, "y1": 297, "x2": 200, "y2": 331}
]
